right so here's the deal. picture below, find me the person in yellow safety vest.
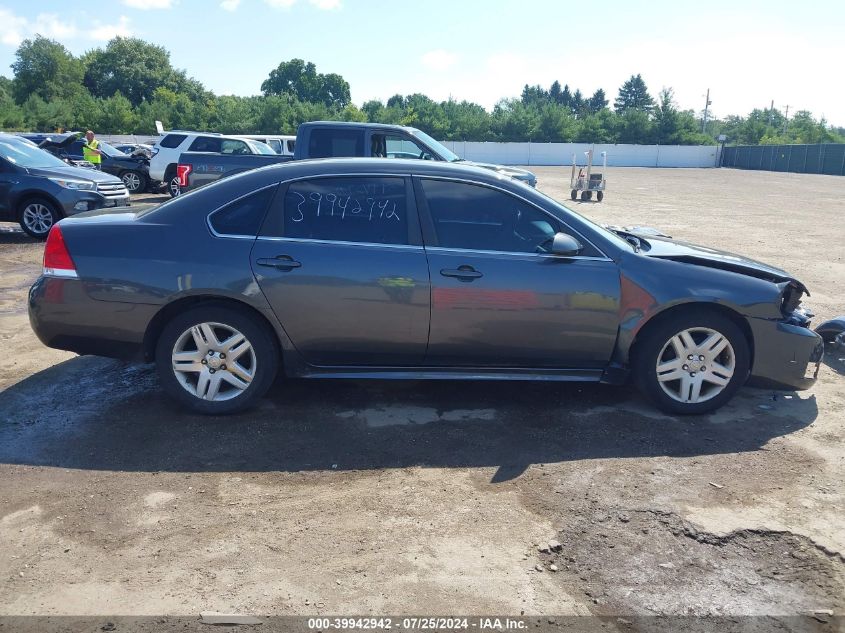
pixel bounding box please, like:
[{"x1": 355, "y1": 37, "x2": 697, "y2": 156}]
[{"x1": 82, "y1": 130, "x2": 103, "y2": 169}]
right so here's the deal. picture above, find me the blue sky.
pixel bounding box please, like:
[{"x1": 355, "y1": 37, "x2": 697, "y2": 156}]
[{"x1": 2, "y1": 0, "x2": 844, "y2": 126}]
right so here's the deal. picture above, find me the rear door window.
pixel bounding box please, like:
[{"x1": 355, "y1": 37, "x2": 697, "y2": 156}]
[
  {"x1": 159, "y1": 134, "x2": 188, "y2": 148},
  {"x1": 189, "y1": 136, "x2": 222, "y2": 152},
  {"x1": 264, "y1": 177, "x2": 409, "y2": 245},
  {"x1": 221, "y1": 139, "x2": 250, "y2": 154},
  {"x1": 267, "y1": 139, "x2": 282, "y2": 153},
  {"x1": 308, "y1": 128, "x2": 364, "y2": 158}
]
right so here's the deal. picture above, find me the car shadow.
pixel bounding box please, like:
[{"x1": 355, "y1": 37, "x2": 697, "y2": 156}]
[
  {"x1": 0, "y1": 224, "x2": 38, "y2": 243},
  {"x1": 0, "y1": 356, "x2": 819, "y2": 482},
  {"x1": 821, "y1": 342, "x2": 845, "y2": 376}
]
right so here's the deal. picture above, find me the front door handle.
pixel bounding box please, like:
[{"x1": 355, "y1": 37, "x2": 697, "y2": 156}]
[
  {"x1": 256, "y1": 256, "x2": 302, "y2": 271},
  {"x1": 440, "y1": 265, "x2": 483, "y2": 281}
]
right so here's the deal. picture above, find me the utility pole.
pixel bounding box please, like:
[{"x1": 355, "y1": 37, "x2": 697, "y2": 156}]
[
  {"x1": 783, "y1": 105, "x2": 790, "y2": 134},
  {"x1": 702, "y1": 88, "x2": 712, "y2": 133},
  {"x1": 768, "y1": 100, "x2": 774, "y2": 126}
]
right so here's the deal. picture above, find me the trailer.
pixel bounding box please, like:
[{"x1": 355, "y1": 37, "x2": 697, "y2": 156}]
[{"x1": 570, "y1": 149, "x2": 606, "y2": 202}]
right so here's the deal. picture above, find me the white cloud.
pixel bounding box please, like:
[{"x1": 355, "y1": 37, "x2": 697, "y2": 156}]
[
  {"x1": 90, "y1": 16, "x2": 132, "y2": 41},
  {"x1": 220, "y1": 0, "x2": 241, "y2": 10},
  {"x1": 0, "y1": 9, "x2": 79, "y2": 46},
  {"x1": 309, "y1": 0, "x2": 341, "y2": 9},
  {"x1": 421, "y1": 49, "x2": 457, "y2": 71},
  {"x1": 0, "y1": 8, "x2": 28, "y2": 46},
  {"x1": 264, "y1": 0, "x2": 297, "y2": 8},
  {"x1": 122, "y1": 0, "x2": 173, "y2": 8}
]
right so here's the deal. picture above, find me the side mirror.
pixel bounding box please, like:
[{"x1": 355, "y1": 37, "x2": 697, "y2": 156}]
[{"x1": 550, "y1": 232, "x2": 582, "y2": 256}]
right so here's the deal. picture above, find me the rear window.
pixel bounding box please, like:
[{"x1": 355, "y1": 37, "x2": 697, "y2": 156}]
[
  {"x1": 159, "y1": 134, "x2": 188, "y2": 148},
  {"x1": 208, "y1": 186, "x2": 276, "y2": 237},
  {"x1": 308, "y1": 128, "x2": 363, "y2": 158}
]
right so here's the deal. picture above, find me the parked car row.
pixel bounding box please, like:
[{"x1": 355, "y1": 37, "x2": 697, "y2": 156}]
[
  {"x1": 18, "y1": 132, "x2": 160, "y2": 194},
  {"x1": 0, "y1": 133, "x2": 130, "y2": 238},
  {"x1": 174, "y1": 121, "x2": 538, "y2": 194}
]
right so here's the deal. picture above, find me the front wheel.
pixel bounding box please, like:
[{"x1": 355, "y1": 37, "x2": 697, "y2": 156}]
[
  {"x1": 633, "y1": 310, "x2": 750, "y2": 415},
  {"x1": 155, "y1": 306, "x2": 279, "y2": 414},
  {"x1": 121, "y1": 170, "x2": 147, "y2": 194},
  {"x1": 596, "y1": 191, "x2": 604, "y2": 202},
  {"x1": 570, "y1": 189, "x2": 578, "y2": 201},
  {"x1": 19, "y1": 198, "x2": 61, "y2": 239}
]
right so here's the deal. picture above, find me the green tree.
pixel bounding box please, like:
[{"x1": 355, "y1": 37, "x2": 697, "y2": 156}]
[
  {"x1": 84, "y1": 37, "x2": 179, "y2": 106},
  {"x1": 97, "y1": 92, "x2": 139, "y2": 133},
  {"x1": 614, "y1": 74, "x2": 655, "y2": 114},
  {"x1": 11, "y1": 36, "x2": 85, "y2": 103},
  {"x1": 261, "y1": 59, "x2": 350, "y2": 108},
  {"x1": 587, "y1": 89, "x2": 608, "y2": 113}
]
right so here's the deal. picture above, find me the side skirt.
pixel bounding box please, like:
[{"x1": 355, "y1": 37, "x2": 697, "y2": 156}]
[{"x1": 295, "y1": 367, "x2": 606, "y2": 382}]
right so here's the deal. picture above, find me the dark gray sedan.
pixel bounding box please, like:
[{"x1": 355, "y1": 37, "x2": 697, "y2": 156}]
[{"x1": 28, "y1": 159, "x2": 823, "y2": 415}]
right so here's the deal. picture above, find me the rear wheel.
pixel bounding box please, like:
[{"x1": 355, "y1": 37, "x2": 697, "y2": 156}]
[
  {"x1": 120, "y1": 170, "x2": 147, "y2": 194},
  {"x1": 164, "y1": 167, "x2": 180, "y2": 197},
  {"x1": 596, "y1": 191, "x2": 604, "y2": 202},
  {"x1": 633, "y1": 310, "x2": 749, "y2": 415},
  {"x1": 570, "y1": 189, "x2": 578, "y2": 201},
  {"x1": 155, "y1": 306, "x2": 279, "y2": 414},
  {"x1": 581, "y1": 191, "x2": 592, "y2": 201},
  {"x1": 19, "y1": 197, "x2": 60, "y2": 239}
]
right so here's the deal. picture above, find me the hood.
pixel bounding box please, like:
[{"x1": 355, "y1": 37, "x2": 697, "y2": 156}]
[
  {"x1": 464, "y1": 161, "x2": 537, "y2": 184},
  {"x1": 38, "y1": 133, "x2": 80, "y2": 150},
  {"x1": 26, "y1": 164, "x2": 124, "y2": 185},
  {"x1": 642, "y1": 234, "x2": 807, "y2": 292}
]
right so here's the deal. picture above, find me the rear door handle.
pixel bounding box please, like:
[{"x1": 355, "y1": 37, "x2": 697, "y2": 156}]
[
  {"x1": 256, "y1": 256, "x2": 301, "y2": 271},
  {"x1": 440, "y1": 265, "x2": 483, "y2": 281}
]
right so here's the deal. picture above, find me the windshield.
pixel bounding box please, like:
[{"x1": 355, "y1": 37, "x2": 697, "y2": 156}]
[
  {"x1": 97, "y1": 141, "x2": 128, "y2": 157},
  {"x1": 0, "y1": 137, "x2": 71, "y2": 169},
  {"x1": 247, "y1": 140, "x2": 277, "y2": 155},
  {"x1": 410, "y1": 129, "x2": 460, "y2": 162}
]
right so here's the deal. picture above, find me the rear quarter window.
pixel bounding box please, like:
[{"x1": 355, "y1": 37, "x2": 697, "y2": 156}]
[
  {"x1": 208, "y1": 186, "x2": 276, "y2": 237},
  {"x1": 159, "y1": 134, "x2": 188, "y2": 149}
]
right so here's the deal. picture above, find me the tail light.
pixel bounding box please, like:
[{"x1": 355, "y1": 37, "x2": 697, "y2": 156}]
[
  {"x1": 177, "y1": 164, "x2": 192, "y2": 187},
  {"x1": 43, "y1": 225, "x2": 77, "y2": 278}
]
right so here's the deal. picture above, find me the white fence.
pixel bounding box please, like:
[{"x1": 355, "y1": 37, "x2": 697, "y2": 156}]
[
  {"x1": 100, "y1": 134, "x2": 719, "y2": 168},
  {"x1": 440, "y1": 141, "x2": 719, "y2": 168}
]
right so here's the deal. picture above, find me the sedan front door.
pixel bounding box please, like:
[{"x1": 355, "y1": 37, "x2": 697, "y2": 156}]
[
  {"x1": 251, "y1": 175, "x2": 430, "y2": 367},
  {"x1": 416, "y1": 177, "x2": 621, "y2": 369}
]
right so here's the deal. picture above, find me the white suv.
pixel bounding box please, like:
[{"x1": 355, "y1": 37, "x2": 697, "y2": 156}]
[{"x1": 150, "y1": 132, "x2": 275, "y2": 197}]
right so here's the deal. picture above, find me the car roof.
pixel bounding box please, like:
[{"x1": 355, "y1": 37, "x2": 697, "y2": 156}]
[
  {"x1": 246, "y1": 157, "x2": 516, "y2": 188},
  {"x1": 299, "y1": 121, "x2": 418, "y2": 133}
]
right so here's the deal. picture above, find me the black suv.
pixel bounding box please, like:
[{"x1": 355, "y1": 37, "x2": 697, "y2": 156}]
[
  {"x1": 0, "y1": 134, "x2": 129, "y2": 238},
  {"x1": 20, "y1": 133, "x2": 158, "y2": 194}
]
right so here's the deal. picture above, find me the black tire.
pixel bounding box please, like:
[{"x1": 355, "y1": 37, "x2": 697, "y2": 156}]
[
  {"x1": 19, "y1": 197, "x2": 61, "y2": 239},
  {"x1": 596, "y1": 191, "x2": 604, "y2": 202},
  {"x1": 581, "y1": 191, "x2": 593, "y2": 201},
  {"x1": 120, "y1": 170, "x2": 147, "y2": 194},
  {"x1": 570, "y1": 189, "x2": 578, "y2": 201},
  {"x1": 155, "y1": 305, "x2": 279, "y2": 415},
  {"x1": 633, "y1": 309, "x2": 750, "y2": 415},
  {"x1": 164, "y1": 167, "x2": 180, "y2": 197}
]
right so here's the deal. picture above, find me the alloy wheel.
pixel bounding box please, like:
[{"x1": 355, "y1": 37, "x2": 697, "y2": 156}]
[
  {"x1": 171, "y1": 322, "x2": 256, "y2": 401},
  {"x1": 122, "y1": 172, "x2": 142, "y2": 192},
  {"x1": 655, "y1": 327, "x2": 736, "y2": 404},
  {"x1": 22, "y1": 203, "x2": 55, "y2": 236}
]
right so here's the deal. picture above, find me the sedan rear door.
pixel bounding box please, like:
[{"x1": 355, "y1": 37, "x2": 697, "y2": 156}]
[{"x1": 251, "y1": 175, "x2": 430, "y2": 367}]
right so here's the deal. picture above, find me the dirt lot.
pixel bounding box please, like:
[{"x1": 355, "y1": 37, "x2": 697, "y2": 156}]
[{"x1": 0, "y1": 168, "x2": 843, "y2": 628}]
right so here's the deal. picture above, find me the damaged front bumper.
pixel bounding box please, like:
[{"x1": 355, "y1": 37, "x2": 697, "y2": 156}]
[{"x1": 747, "y1": 313, "x2": 824, "y2": 390}]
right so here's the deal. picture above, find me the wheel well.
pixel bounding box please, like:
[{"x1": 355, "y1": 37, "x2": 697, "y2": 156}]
[
  {"x1": 628, "y1": 302, "x2": 754, "y2": 368},
  {"x1": 142, "y1": 296, "x2": 281, "y2": 363},
  {"x1": 164, "y1": 163, "x2": 177, "y2": 179},
  {"x1": 16, "y1": 193, "x2": 63, "y2": 220}
]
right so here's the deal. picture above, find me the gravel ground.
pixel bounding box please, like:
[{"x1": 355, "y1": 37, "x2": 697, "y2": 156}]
[{"x1": 0, "y1": 167, "x2": 842, "y2": 629}]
